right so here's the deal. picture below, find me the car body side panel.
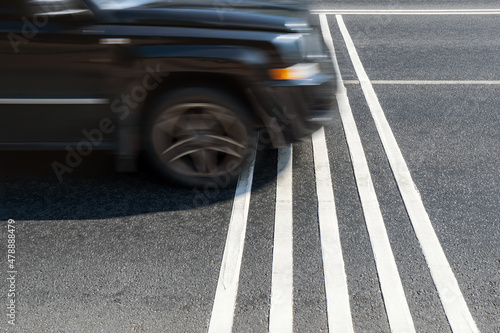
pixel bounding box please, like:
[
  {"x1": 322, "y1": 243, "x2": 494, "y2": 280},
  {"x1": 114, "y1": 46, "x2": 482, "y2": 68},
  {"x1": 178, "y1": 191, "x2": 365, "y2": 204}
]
[{"x1": 0, "y1": 21, "x2": 115, "y2": 144}]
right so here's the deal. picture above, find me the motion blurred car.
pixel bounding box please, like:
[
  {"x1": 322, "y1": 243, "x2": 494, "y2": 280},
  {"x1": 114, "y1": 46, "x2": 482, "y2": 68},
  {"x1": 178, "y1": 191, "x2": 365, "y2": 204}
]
[{"x1": 0, "y1": 0, "x2": 336, "y2": 188}]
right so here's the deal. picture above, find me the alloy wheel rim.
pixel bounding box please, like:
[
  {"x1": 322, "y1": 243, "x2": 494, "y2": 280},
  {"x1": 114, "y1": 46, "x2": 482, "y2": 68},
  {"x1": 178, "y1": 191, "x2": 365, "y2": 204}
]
[{"x1": 151, "y1": 103, "x2": 249, "y2": 178}]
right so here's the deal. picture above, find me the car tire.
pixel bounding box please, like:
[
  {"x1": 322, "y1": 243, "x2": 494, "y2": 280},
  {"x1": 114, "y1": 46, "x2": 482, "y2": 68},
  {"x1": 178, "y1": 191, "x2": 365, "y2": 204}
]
[{"x1": 143, "y1": 87, "x2": 255, "y2": 189}]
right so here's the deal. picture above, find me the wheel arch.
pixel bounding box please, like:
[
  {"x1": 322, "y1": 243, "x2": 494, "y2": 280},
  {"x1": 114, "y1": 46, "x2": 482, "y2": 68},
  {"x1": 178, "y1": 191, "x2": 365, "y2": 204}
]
[{"x1": 140, "y1": 72, "x2": 262, "y2": 127}]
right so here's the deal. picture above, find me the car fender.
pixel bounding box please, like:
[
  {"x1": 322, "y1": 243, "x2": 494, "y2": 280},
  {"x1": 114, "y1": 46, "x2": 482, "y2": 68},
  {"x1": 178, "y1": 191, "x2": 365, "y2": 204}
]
[{"x1": 132, "y1": 44, "x2": 270, "y2": 78}]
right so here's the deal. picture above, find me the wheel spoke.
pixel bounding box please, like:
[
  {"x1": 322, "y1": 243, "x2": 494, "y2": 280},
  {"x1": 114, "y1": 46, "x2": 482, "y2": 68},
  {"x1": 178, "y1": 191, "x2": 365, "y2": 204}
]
[
  {"x1": 160, "y1": 137, "x2": 198, "y2": 157},
  {"x1": 162, "y1": 135, "x2": 244, "y2": 163},
  {"x1": 205, "y1": 134, "x2": 246, "y2": 150},
  {"x1": 190, "y1": 149, "x2": 218, "y2": 174}
]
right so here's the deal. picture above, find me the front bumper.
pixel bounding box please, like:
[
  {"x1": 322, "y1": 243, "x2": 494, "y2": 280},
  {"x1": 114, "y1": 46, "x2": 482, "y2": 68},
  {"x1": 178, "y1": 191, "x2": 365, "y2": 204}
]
[{"x1": 249, "y1": 72, "x2": 337, "y2": 147}]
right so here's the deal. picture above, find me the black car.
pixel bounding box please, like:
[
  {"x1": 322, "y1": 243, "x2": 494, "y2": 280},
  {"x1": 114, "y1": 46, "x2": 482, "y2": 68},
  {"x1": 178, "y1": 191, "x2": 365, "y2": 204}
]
[{"x1": 0, "y1": 0, "x2": 336, "y2": 188}]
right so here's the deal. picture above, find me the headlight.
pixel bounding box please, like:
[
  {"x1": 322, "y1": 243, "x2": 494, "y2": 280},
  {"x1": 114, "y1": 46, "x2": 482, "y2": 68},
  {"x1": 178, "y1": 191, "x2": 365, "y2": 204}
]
[
  {"x1": 268, "y1": 63, "x2": 320, "y2": 80},
  {"x1": 273, "y1": 34, "x2": 306, "y2": 62},
  {"x1": 272, "y1": 30, "x2": 328, "y2": 64}
]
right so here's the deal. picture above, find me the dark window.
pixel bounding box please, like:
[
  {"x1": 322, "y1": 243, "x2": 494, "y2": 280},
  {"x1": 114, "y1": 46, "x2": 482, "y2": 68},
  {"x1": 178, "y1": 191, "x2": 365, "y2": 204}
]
[{"x1": 0, "y1": 0, "x2": 26, "y2": 20}]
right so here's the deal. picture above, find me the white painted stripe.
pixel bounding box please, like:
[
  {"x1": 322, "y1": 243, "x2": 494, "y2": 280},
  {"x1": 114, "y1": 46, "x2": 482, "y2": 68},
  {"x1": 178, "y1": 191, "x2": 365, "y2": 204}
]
[
  {"x1": 312, "y1": 9, "x2": 500, "y2": 15},
  {"x1": 344, "y1": 80, "x2": 500, "y2": 85},
  {"x1": 316, "y1": 18, "x2": 354, "y2": 333},
  {"x1": 269, "y1": 146, "x2": 294, "y2": 333},
  {"x1": 208, "y1": 149, "x2": 257, "y2": 333},
  {"x1": 321, "y1": 13, "x2": 417, "y2": 333},
  {"x1": 336, "y1": 14, "x2": 481, "y2": 333},
  {"x1": 0, "y1": 98, "x2": 109, "y2": 105},
  {"x1": 312, "y1": 126, "x2": 354, "y2": 332}
]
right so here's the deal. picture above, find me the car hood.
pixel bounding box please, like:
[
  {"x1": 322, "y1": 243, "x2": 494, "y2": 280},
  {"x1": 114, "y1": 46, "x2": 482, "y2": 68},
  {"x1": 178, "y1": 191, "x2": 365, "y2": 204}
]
[{"x1": 106, "y1": 1, "x2": 311, "y2": 33}]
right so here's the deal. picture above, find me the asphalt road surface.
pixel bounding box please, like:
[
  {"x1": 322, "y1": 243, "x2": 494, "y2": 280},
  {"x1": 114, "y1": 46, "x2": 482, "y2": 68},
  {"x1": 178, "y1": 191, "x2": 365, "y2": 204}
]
[{"x1": 1, "y1": 1, "x2": 499, "y2": 332}]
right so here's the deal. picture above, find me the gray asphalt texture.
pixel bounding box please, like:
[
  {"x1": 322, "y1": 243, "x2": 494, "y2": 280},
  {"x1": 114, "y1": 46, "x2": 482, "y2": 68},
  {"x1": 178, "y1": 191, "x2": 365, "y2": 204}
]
[{"x1": 1, "y1": 1, "x2": 500, "y2": 332}]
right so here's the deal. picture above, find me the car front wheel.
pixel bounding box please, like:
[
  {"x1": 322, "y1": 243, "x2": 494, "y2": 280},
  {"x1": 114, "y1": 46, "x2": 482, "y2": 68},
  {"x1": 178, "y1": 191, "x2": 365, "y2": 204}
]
[{"x1": 143, "y1": 87, "x2": 255, "y2": 189}]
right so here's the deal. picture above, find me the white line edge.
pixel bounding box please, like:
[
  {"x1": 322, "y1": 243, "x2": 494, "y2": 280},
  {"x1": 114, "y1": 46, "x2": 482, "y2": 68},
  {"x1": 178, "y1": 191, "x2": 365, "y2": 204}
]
[
  {"x1": 312, "y1": 9, "x2": 500, "y2": 15},
  {"x1": 321, "y1": 13, "x2": 417, "y2": 332},
  {"x1": 269, "y1": 146, "x2": 294, "y2": 333},
  {"x1": 343, "y1": 80, "x2": 500, "y2": 85},
  {"x1": 208, "y1": 148, "x2": 257, "y2": 333},
  {"x1": 335, "y1": 13, "x2": 480, "y2": 333},
  {"x1": 312, "y1": 126, "x2": 354, "y2": 333}
]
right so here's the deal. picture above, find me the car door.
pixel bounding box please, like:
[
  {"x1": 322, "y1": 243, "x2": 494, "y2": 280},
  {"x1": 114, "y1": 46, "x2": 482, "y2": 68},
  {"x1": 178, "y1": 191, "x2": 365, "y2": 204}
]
[{"x1": 0, "y1": 0, "x2": 115, "y2": 148}]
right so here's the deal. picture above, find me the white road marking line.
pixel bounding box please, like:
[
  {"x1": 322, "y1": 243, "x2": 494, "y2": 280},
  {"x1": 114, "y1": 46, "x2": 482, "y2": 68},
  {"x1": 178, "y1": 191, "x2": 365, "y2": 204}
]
[
  {"x1": 313, "y1": 9, "x2": 500, "y2": 15},
  {"x1": 344, "y1": 80, "x2": 500, "y2": 85},
  {"x1": 320, "y1": 14, "x2": 417, "y2": 333},
  {"x1": 336, "y1": 14, "x2": 481, "y2": 333},
  {"x1": 269, "y1": 146, "x2": 294, "y2": 333},
  {"x1": 208, "y1": 149, "x2": 257, "y2": 333},
  {"x1": 312, "y1": 126, "x2": 354, "y2": 333}
]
